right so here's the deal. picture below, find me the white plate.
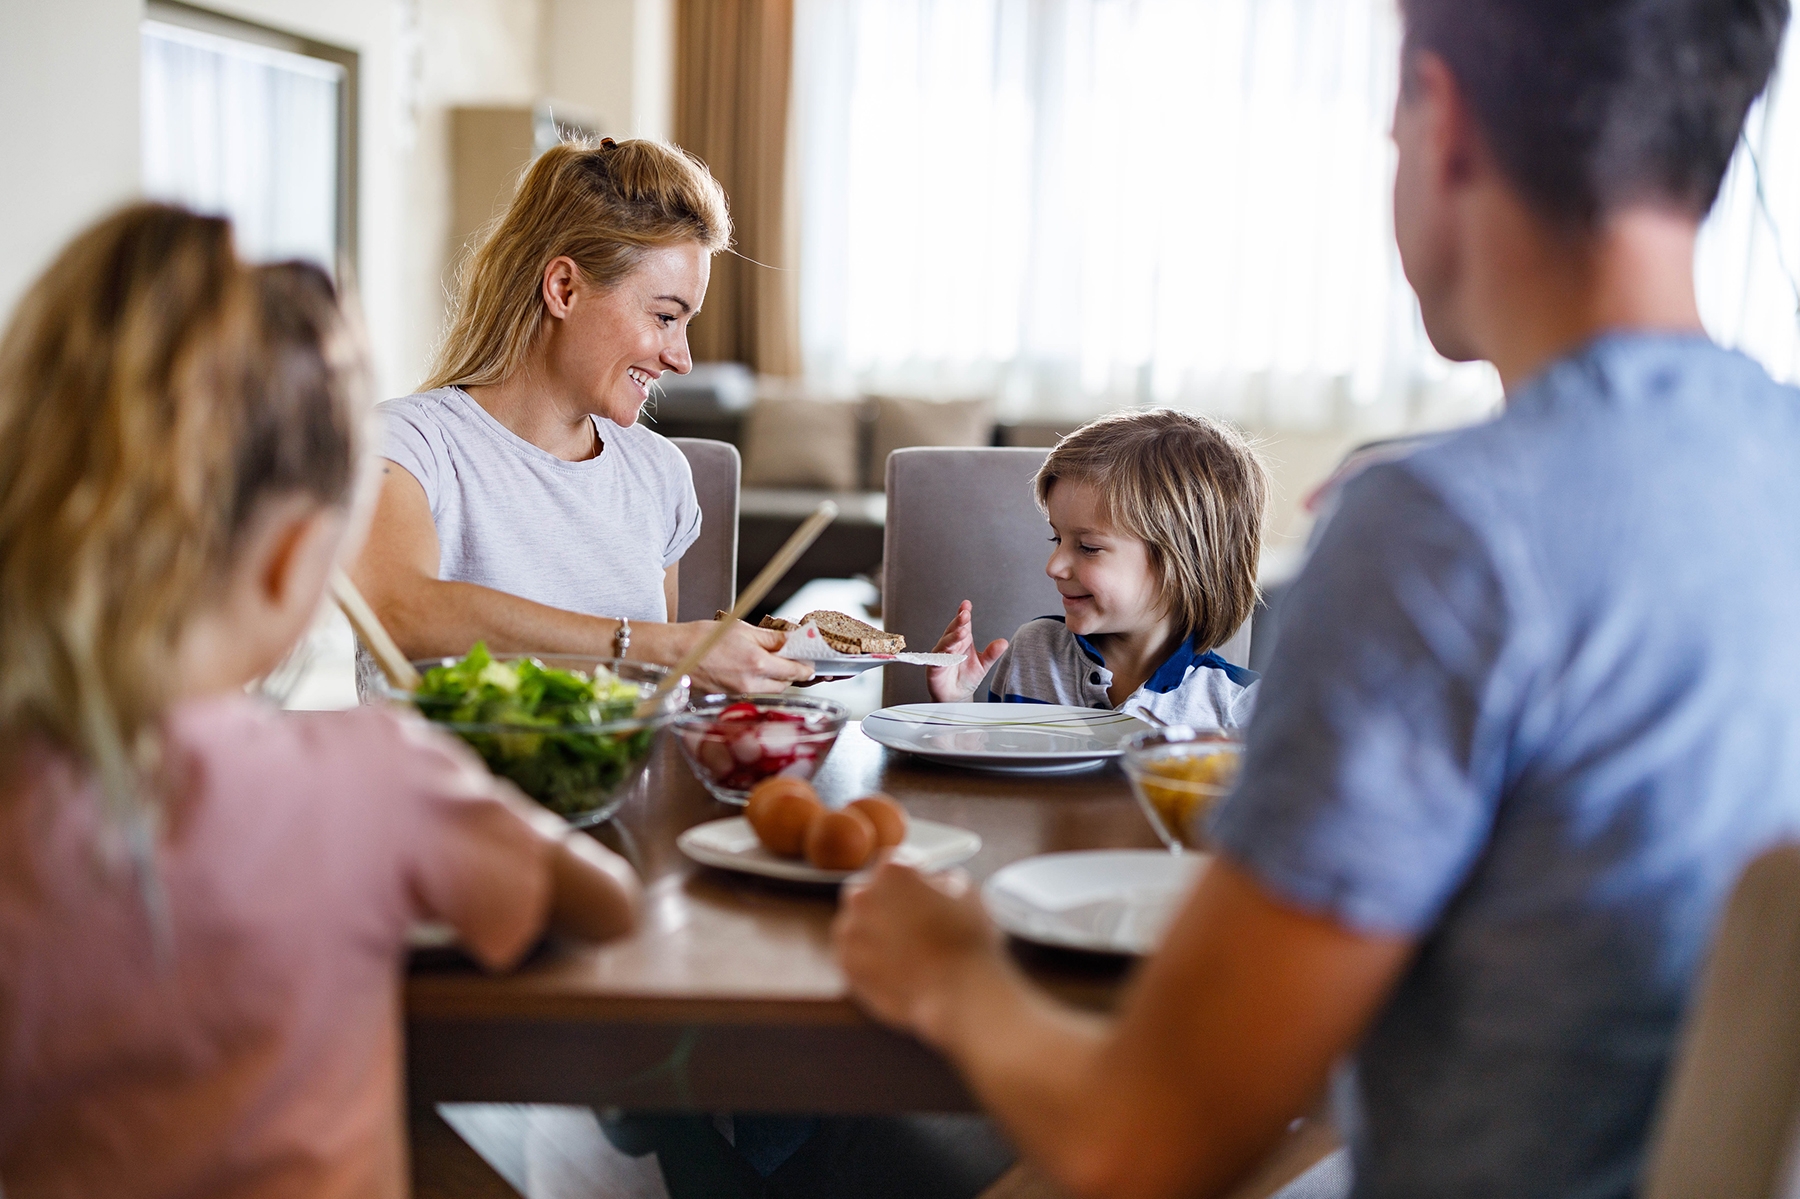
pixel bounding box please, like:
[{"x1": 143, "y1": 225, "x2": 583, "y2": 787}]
[
  {"x1": 862, "y1": 703, "x2": 1149, "y2": 771},
  {"x1": 797, "y1": 652, "x2": 964, "y2": 680},
  {"x1": 777, "y1": 623, "x2": 960, "y2": 678},
  {"x1": 983, "y1": 849, "x2": 1205, "y2": 955},
  {"x1": 677, "y1": 814, "x2": 981, "y2": 884}
]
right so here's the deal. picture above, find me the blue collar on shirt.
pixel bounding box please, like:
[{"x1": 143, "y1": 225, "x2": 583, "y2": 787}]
[{"x1": 1037, "y1": 616, "x2": 1259, "y2": 690}]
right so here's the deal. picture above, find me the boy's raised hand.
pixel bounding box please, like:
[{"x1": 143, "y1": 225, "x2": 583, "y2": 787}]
[{"x1": 927, "y1": 600, "x2": 1008, "y2": 703}]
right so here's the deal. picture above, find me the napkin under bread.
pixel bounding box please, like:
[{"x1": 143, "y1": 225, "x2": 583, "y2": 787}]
[{"x1": 776, "y1": 622, "x2": 959, "y2": 667}]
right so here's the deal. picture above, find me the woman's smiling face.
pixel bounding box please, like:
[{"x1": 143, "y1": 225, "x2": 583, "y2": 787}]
[
  {"x1": 546, "y1": 241, "x2": 711, "y2": 427},
  {"x1": 1043, "y1": 479, "x2": 1167, "y2": 638}
]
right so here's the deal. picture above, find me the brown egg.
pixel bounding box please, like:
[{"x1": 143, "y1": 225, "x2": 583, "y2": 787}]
[
  {"x1": 750, "y1": 787, "x2": 824, "y2": 858},
  {"x1": 847, "y1": 795, "x2": 907, "y2": 849},
  {"x1": 804, "y1": 807, "x2": 877, "y2": 871},
  {"x1": 746, "y1": 776, "x2": 818, "y2": 830}
]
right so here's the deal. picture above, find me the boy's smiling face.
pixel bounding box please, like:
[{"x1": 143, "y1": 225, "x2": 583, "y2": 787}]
[{"x1": 1043, "y1": 479, "x2": 1167, "y2": 639}]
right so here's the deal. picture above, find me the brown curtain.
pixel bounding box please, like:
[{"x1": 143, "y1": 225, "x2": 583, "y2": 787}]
[{"x1": 675, "y1": 0, "x2": 800, "y2": 376}]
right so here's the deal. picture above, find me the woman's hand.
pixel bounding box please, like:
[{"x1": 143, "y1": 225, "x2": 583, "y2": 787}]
[
  {"x1": 682, "y1": 620, "x2": 815, "y2": 695},
  {"x1": 928, "y1": 601, "x2": 1008, "y2": 703},
  {"x1": 832, "y1": 860, "x2": 1005, "y2": 1046}
]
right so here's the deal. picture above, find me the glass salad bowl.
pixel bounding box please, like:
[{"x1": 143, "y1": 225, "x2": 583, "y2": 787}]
[
  {"x1": 1121, "y1": 729, "x2": 1244, "y2": 852},
  {"x1": 392, "y1": 644, "x2": 687, "y2": 828},
  {"x1": 674, "y1": 694, "x2": 848, "y2": 805}
]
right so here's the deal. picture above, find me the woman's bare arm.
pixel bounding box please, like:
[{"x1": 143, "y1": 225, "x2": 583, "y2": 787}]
[
  {"x1": 834, "y1": 858, "x2": 1413, "y2": 1199},
  {"x1": 350, "y1": 461, "x2": 810, "y2": 693}
]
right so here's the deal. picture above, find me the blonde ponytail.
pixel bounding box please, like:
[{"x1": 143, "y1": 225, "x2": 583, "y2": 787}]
[
  {"x1": 0, "y1": 205, "x2": 366, "y2": 839},
  {"x1": 425, "y1": 136, "x2": 732, "y2": 391}
]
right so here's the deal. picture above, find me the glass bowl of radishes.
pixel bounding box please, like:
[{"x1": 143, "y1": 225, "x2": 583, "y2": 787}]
[{"x1": 674, "y1": 695, "x2": 848, "y2": 805}]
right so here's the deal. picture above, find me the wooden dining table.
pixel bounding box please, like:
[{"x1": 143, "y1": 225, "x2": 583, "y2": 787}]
[{"x1": 405, "y1": 719, "x2": 1337, "y2": 1196}]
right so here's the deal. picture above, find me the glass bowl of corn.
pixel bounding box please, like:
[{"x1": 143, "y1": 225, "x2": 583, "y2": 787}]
[{"x1": 1121, "y1": 729, "x2": 1244, "y2": 852}]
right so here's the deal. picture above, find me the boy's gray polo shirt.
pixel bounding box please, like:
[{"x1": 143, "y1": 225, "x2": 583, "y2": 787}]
[
  {"x1": 1213, "y1": 335, "x2": 1800, "y2": 1199},
  {"x1": 979, "y1": 616, "x2": 1258, "y2": 731}
]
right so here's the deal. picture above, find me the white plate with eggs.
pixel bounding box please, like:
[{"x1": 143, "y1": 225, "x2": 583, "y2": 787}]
[{"x1": 678, "y1": 815, "x2": 982, "y2": 884}]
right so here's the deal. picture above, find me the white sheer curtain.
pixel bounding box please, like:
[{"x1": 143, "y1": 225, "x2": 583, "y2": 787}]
[
  {"x1": 1699, "y1": 16, "x2": 1800, "y2": 387},
  {"x1": 794, "y1": 0, "x2": 1800, "y2": 433},
  {"x1": 141, "y1": 20, "x2": 343, "y2": 270}
]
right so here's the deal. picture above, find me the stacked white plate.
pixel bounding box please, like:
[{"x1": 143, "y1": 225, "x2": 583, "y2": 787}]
[{"x1": 862, "y1": 703, "x2": 1148, "y2": 773}]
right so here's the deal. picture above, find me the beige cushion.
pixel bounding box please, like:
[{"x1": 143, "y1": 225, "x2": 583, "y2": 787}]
[
  {"x1": 740, "y1": 397, "x2": 864, "y2": 490},
  {"x1": 867, "y1": 396, "x2": 995, "y2": 489}
]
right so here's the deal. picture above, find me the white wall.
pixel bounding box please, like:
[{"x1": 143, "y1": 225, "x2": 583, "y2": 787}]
[
  {"x1": 0, "y1": 0, "x2": 142, "y2": 324},
  {"x1": 0, "y1": 0, "x2": 674, "y2": 398},
  {"x1": 198, "y1": 0, "x2": 544, "y2": 398},
  {"x1": 542, "y1": 0, "x2": 672, "y2": 140}
]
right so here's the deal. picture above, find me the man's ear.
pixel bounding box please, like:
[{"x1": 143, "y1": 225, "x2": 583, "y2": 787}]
[
  {"x1": 1412, "y1": 51, "x2": 1481, "y2": 195},
  {"x1": 541, "y1": 256, "x2": 580, "y2": 319}
]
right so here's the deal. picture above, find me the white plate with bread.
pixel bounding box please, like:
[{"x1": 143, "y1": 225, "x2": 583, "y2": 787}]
[{"x1": 761, "y1": 611, "x2": 960, "y2": 677}]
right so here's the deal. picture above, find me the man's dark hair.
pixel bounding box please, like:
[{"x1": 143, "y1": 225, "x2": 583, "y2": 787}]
[{"x1": 1401, "y1": 0, "x2": 1790, "y2": 228}]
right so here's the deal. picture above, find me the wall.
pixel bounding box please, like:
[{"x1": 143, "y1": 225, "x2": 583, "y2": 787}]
[
  {"x1": 0, "y1": 0, "x2": 142, "y2": 324},
  {"x1": 198, "y1": 0, "x2": 544, "y2": 398},
  {"x1": 0, "y1": 0, "x2": 675, "y2": 401},
  {"x1": 541, "y1": 0, "x2": 672, "y2": 139}
]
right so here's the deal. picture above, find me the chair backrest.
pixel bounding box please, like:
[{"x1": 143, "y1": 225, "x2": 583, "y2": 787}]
[
  {"x1": 671, "y1": 438, "x2": 740, "y2": 623},
  {"x1": 882, "y1": 447, "x2": 1061, "y2": 707},
  {"x1": 1642, "y1": 843, "x2": 1800, "y2": 1199}
]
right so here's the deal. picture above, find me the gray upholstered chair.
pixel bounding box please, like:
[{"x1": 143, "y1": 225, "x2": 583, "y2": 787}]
[
  {"x1": 1642, "y1": 842, "x2": 1800, "y2": 1199},
  {"x1": 671, "y1": 438, "x2": 740, "y2": 623},
  {"x1": 882, "y1": 447, "x2": 1063, "y2": 707},
  {"x1": 881, "y1": 446, "x2": 1254, "y2": 709}
]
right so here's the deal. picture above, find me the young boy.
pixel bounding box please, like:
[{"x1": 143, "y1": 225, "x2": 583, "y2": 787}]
[
  {"x1": 835, "y1": 2, "x2": 1800, "y2": 1197},
  {"x1": 927, "y1": 409, "x2": 1267, "y2": 731}
]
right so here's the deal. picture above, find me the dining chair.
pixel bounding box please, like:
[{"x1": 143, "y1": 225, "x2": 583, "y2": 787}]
[
  {"x1": 671, "y1": 438, "x2": 741, "y2": 623},
  {"x1": 1641, "y1": 842, "x2": 1800, "y2": 1199},
  {"x1": 881, "y1": 447, "x2": 1062, "y2": 707},
  {"x1": 881, "y1": 447, "x2": 1255, "y2": 709}
]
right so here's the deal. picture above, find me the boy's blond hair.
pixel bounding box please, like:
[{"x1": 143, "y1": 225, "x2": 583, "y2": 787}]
[
  {"x1": 1034, "y1": 409, "x2": 1266, "y2": 652},
  {"x1": 424, "y1": 136, "x2": 731, "y2": 392}
]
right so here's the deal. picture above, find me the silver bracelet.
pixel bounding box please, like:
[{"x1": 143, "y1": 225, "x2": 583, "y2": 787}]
[{"x1": 613, "y1": 616, "x2": 631, "y2": 659}]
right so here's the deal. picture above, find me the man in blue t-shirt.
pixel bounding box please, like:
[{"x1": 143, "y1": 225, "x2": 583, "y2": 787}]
[{"x1": 833, "y1": 2, "x2": 1800, "y2": 1197}]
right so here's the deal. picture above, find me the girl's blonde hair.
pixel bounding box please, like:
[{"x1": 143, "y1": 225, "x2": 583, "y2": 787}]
[
  {"x1": 424, "y1": 136, "x2": 732, "y2": 391},
  {"x1": 0, "y1": 204, "x2": 367, "y2": 829},
  {"x1": 1034, "y1": 409, "x2": 1267, "y2": 653}
]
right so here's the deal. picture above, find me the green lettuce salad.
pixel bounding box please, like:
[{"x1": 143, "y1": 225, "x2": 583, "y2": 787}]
[{"x1": 412, "y1": 643, "x2": 655, "y2": 818}]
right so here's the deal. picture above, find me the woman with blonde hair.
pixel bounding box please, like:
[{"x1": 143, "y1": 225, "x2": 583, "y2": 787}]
[
  {"x1": 351, "y1": 136, "x2": 810, "y2": 694},
  {"x1": 0, "y1": 204, "x2": 639, "y2": 1195}
]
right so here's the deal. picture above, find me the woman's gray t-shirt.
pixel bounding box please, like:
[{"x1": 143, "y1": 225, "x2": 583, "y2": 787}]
[{"x1": 378, "y1": 387, "x2": 701, "y2": 621}]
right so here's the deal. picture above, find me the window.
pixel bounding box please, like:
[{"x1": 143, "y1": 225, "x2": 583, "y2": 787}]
[
  {"x1": 141, "y1": 2, "x2": 357, "y2": 271},
  {"x1": 794, "y1": 0, "x2": 1800, "y2": 432}
]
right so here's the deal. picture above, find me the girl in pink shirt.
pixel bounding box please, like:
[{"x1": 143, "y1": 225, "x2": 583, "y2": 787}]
[{"x1": 0, "y1": 205, "x2": 642, "y2": 1198}]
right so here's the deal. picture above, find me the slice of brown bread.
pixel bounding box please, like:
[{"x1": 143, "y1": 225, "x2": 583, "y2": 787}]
[
  {"x1": 799, "y1": 610, "x2": 905, "y2": 655},
  {"x1": 758, "y1": 614, "x2": 801, "y2": 633}
]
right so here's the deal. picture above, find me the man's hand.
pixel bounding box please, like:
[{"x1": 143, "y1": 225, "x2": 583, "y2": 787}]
[
  {"x1": 928, "y1": 601, "x2": 1009, "y2": 703},
  {"x1": 686, "y1": 621, "x2": 815, "y2": 695},
  {"x1": 834, "y1": 853, "x2": 1414, "y2": 1199},
  {"x1": 833, "y1": 860, "x2": 1005, "y2": 1045}
]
